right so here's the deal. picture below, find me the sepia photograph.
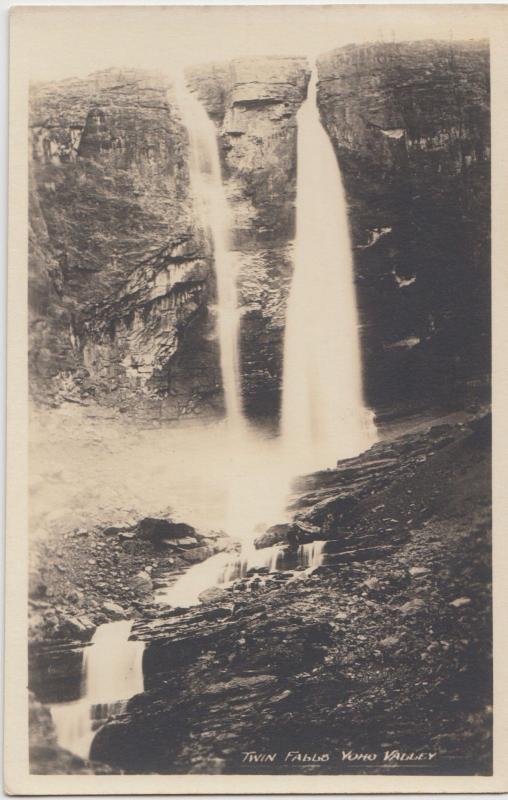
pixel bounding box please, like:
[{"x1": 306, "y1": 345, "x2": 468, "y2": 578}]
[{"x1": 5, "y1": 3, "x2": 507, "y2": 794}]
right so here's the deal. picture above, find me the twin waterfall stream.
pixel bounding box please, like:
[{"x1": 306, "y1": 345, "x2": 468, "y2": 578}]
[{"x1": 50, "y1": 66, "x2": 376, "y2": 762}]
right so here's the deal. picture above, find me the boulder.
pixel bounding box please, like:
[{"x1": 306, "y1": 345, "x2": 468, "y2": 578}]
[
  {"x1": 379, "y1": 635, "x2": 400, "y2": 648},
  {"x1": 198, "y1": 587, "x2": 229, "y2": 605},
  {"x1": 183, "y1": 546, "x2": 214, "y2": 564},
  {"x1": 409, "y1": 566, "x2": 429, "y2": 577},
  {"x1": 254, "y1": 524, "x2": 292, "y2": 549},
  {"x1": 102, "y1": 601, "x2": 126, "y2": 620},
  {"x1": 118, "y1": 531, "x2": 136, "y2": 541},
  {"x1": 171, "y1": 536, "x2": 199, "y2": 548},
  {"x1": 399, "y1": 598, "x2": 427, "y2": 616},
  {"x1": 58, "y1": 614, "x2": 96, "y2": 641},
  {"x1": 138, "y1": 518, "x2": 197, "y2": 545},
  {"x1": 293, "y1": 519, "x2": 321, "y2": 537},
  {"x1": 212, "y1": 536, "x2": 235, "y2": 553},
  {"x1": 132, "y1": 571, "x2": 153, "y2": 594},
  {"x1": 449, "y1": 597, "x2": 472, "y2": 608}
]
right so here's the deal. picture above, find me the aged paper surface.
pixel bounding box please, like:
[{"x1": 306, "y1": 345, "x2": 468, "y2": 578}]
[{"x1": 5, "y1": 3, "x2": 508, "y2": 794}]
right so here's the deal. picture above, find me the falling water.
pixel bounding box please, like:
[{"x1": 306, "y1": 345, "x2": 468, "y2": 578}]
[
  {"x1": 175, "y1": 75, "x2": 244, "y2": 430},
  {"x1": 50, "y1": 621, "x2": 144, "y2": 760},
  {"x1": 281, "y1": 69, "x2": 376, "y2": 473},
  {"x1": 157, "y1": 545, "x2": 283, "y2": 608},
  {"x1": 298, "y1": 540, "x2": 326, "y2": 569},
  {"x1": 158, "y1": 551, "x2": 233, "y2": 608},
  {"x1": 157, "y1": 66, "x2": 377, "y2": 609},
  {"x1": 157, "y1": 540, "x2": 329, "y2": 609},
  {"x1": 221, "y1": 543, "x2": 285, "y2": 581}
]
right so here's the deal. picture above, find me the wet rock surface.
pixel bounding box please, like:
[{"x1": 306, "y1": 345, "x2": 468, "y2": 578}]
[
  {"x1": 42, "y1": 409, "x2": 491, "y2": 776},
  {"x1": 317, "y1": 41, "x2": 490, "y2": 413}
]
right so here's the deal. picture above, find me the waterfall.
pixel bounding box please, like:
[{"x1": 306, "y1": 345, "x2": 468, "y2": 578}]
[
  {"x1": 154, "y1": 65, "x2": 378, "y2": 608},
  {"x1": 281, "y1": 69, "x2": 376, "y2": 473},
  {"x1": 156, "y1": 545, "x2": 285, "y2": 607},
  {"x1": 157, "y1": 551, "x2": 233, "y2": 608},
  {"x1": 157, "y1": 540, "x2": 329, "y2": 610},
  {"x1": 298, "y1": 540, "x2": 326, "y2": 569},
  {"x1": 223, "y1": 543, "x2": 285, "y2": 580},
  {"x1": 50, "y1": 621, "x2": 144, "y2": 760},
  {"x1": 175, "y1": 75, "x2": 244, "y2": 430}
]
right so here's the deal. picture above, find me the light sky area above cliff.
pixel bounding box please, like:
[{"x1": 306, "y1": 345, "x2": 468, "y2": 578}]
[{"x1": 14, "y1": 4, "x2": 496, "y2": 83}]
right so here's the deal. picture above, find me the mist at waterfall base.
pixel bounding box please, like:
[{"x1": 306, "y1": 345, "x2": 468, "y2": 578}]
[{"x1": 158, "y1": 69, "x2": 376, "y2": 607}]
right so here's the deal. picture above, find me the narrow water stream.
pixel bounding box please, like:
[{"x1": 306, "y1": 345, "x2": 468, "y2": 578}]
[
  {"x1": 47, "y1": 542, "x2": 327, "y2": 760},
  {"x1": 157, "y1": 541, "x2": 327, "y2": 607}
]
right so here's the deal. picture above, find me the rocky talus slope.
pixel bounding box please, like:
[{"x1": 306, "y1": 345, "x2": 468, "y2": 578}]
[{"x1": 29, "y1": 410, "x2": 491, "y2": 775}]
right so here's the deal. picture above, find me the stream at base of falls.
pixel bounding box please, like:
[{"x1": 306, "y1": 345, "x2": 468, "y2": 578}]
[{"x1": 46, "y1": 540, "x2": 327, "y2": 762}]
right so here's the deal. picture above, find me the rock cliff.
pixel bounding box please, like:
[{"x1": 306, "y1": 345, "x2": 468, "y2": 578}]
[
  {"x1": 29, "y1": 69, "x2": 222, "y2": 418},
  {"x1": 29, "y1": 42, "x2": 490, "y2": 420},
  {"x1": 317, "y1": 40, "x2": 490, "y2": 414}
]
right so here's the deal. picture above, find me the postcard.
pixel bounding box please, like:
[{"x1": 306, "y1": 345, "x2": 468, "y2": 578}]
[{"x1": 5, "y1": 3, "x2": 508, "y2": 794}]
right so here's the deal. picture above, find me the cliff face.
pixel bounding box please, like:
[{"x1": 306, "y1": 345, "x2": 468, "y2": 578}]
[
  {"x1": 29, "y1": 69, "x2": 221, "y2": 418},
  {"x1": 29, "y1": 61, "x2": 309, "y2": 419},
  {"x1": 187, "y1": 57, "x2": 309, "y2": 416},
  {"x1": 317, "y1": 41, "x2": 490, "y2": 413},
  {"x1": 29, "y1": 43, "x2": 490, "y2": 420}
]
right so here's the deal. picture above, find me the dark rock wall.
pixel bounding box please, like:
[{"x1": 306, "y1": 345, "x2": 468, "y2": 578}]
[
  {"x1": 317, "y1": 40, "x2": 490, "y2": 414},
  {"x1": 29, "y1": 69, "x2": 222, "y2": 417},
  {"x1": 29, "y1": 43, "x2": 490, "y2": 420}
]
